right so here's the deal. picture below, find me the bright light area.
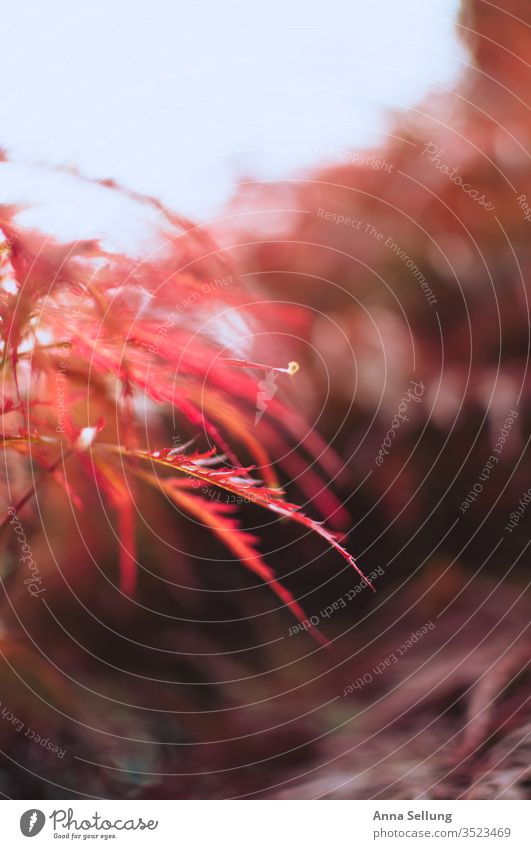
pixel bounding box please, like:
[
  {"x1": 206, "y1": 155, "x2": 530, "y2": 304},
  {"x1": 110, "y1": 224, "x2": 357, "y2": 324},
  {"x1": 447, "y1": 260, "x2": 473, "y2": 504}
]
[{"x1": 1, "y1": 0, "x2": 464, "y2": 225}]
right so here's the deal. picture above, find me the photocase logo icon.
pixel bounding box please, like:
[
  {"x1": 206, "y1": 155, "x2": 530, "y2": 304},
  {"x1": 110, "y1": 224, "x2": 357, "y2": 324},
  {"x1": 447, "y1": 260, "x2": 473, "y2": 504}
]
[
  {"x1": 20, "y1": 810, "x2": 46, "y2": 837},
  {"x1": 255, "y1": 361, "x2": 299, "y2": 425},
  {"x1": 255, "y1": 370, "x2": 278, "y2": 425}
]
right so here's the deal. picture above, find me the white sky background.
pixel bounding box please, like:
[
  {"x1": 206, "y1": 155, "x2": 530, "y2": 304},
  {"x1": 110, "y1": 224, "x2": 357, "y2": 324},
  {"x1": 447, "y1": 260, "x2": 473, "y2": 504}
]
[{"x1": 1, "y1": 0, "x2": 464, "y2": 227}]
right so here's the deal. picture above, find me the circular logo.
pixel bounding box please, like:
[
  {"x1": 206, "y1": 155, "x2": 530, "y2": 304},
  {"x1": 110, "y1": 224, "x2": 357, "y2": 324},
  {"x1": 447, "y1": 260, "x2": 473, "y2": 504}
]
[{"x1": 20, "y1": 810, "x2": 46, "y2": 837}]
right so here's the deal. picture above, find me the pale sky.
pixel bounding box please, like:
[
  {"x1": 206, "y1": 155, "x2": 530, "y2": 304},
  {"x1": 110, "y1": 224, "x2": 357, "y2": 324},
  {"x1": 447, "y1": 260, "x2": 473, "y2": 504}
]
[{"x1": 0, "y1": 0, "x2": 464, "y2": 226}]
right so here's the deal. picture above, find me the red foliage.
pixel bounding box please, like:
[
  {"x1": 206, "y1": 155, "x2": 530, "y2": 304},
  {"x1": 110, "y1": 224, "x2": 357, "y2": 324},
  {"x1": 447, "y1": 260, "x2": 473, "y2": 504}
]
[{"x1": 0, "y1": 178, "x2": 368, "y2": 639}]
